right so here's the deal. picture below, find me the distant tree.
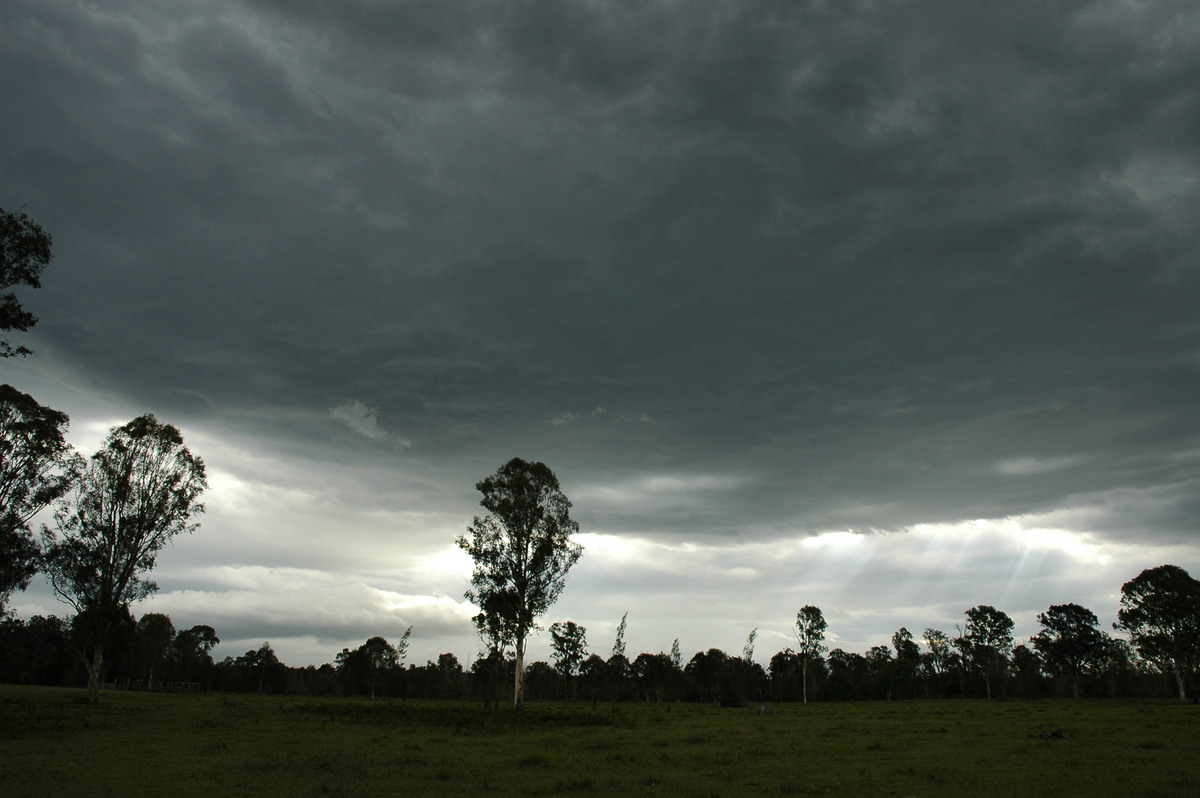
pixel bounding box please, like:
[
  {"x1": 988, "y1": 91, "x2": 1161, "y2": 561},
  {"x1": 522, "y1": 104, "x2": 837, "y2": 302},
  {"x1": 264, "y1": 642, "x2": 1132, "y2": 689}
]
[
  {"x1": 743, "y1": 627, "x2": 758, "y2": 663},
  {"x1": 397, "y1": 626, "x2": 412, "y2": 662},
  {"x1": 961, "y1": 605, "x2": 1014, "y2": 699},
  {"x1": 131, "y1": 612, "x2": 175, "y2": 688},
  {"x1": 359, "y1": 635, "x2": 401, "y2": 699},
  {"x1": 0, "y1": 207, "x2": 54, "y2": 358},
  {"x1": 921, "y1": 627, "x2": 960, "y2": 697},
  {"x1": 435, "y1": 652, "x2": 464, "y2": 699},
  {"x1": 685, "y1": 648, "x2": 730, "y2": 704},
  {"x1": 1031, "y1": 603, "x2": 1106, "y2": 699},
  {"x1": 1009, "y1": 644, "x2": 1043, "y2": 699},
  {"x1": 633, "y1": 652, "x2": 676, "y2": 702},
  {"x1": 175, "y1": 624, "x2": 220, "y2": 656},
  {"x1": 612, "y1": 611, "x2": 628, "y2": 658},
  {"x1": 523, "y1": 660, "x2": 558, "y2": 699},
  {"x1": 41, "y1": 414, "x2": 207, "y2": 703},
  {"x1": 826, "y1": 648, "x2": 868, "y2": 701},
  {"x1": 456, "y1": 458, "x2": 582, "y2": 709},
  {"x1": 606, "y1": 652, "x2": 632, "y2": 701},
  {"x1": 795, "y1": 605, "x2": 827, "y2": 704},
  {"x1": 1116, "y1": 564, "x2": 1200, "y2": 701},
  {"x1": 670, "y1": 638, "x2": 682, "y2": 670},
  {"x1": 769, "y1": 648, "x2": 803, "y2": 701},
  {"x1": 1093, "y1": 635, "x2": 1138, "y2": 698},
  {"x1": 169, "y1": 624, "x2": 219, "y2": 685},
  {"x1": 0, "y1": 613, "x2": 77, "y2": 686},
  {"x1": 549, "y1": 620, "x2": 587, "y2": 699},
  {"x1": 865, "y1": 645, "x2": 893, "y2": 699},
  {"x1": 601, "y1": 613, "x2": 632, "y2": 699},
  {"x1": 470, "y1": 648, "x2": 512, "y2": 707},
  {"x1": 579, "y1": 653, "x2": 607, "y2": 706},
  {"x1": 336, "y1": 630, "x2": 409, "y2": 698},
  {"x1": 0, "y1": 385, "x2": 82, "y2": 614},
  {"x1": 237, "y1": 642, "x2": 283, "y2": 693},
  {"x1": 922, "y1": 628, "x2": 954, "y2": 674},
  {"x1": 891, "y1": 627, "x2": 921, "y2": 698}
]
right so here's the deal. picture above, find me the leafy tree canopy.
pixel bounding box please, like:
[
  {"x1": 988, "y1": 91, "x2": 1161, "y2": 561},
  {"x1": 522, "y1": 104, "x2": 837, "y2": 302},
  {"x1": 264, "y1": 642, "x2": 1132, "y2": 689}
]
[
  {"x1": 1117, "y1": 564, "x2": 1200, "y2": 700},
  {"x1": 0, "y1": 385, "x2": 81, "y2": 612},
  {"x1": 0, "y1": 207, "x2": 53, "y2": 358},
  {"x1": 42, "y1": 414, "x2": 206, "y2": 702},
  {"x1": 456, "y1": 457, "x2": 582, "y2": 708}
]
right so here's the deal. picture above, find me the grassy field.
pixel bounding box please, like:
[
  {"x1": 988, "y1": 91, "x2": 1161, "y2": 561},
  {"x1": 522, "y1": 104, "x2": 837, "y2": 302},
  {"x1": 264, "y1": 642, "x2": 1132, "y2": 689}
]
[{"x1": 2, "y1": 686, "x2": 1198, "y2": 797}]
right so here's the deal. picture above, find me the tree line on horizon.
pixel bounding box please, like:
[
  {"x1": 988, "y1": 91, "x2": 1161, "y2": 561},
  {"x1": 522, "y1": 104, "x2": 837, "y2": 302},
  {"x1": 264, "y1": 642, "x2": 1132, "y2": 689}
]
[
  {"x1": 2, "y1": 208, "x2": 1199, "y2": 707},
  {"x1": 2, "y1": 571, "x2": 1197, "y2": 704}
]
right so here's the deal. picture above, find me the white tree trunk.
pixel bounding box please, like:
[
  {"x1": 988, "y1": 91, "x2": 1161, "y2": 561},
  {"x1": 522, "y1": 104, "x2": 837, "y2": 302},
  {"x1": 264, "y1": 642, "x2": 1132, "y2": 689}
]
[
  {"x1": 514, "y1": 634, "x2": 526, "y2": 710},
  {"x1": 802, "y1": 658, "x2": 809, "y2": 704}
]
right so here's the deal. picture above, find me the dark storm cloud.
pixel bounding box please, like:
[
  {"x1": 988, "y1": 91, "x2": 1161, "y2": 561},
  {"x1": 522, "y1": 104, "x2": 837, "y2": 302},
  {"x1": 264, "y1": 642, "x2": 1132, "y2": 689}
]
[{"x1": 3, "y1": 0, "x2": 1199, "y2": 551}]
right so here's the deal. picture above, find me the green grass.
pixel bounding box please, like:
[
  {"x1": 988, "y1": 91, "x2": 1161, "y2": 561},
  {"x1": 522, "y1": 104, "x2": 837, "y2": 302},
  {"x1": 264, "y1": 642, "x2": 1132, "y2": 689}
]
[{"x1": 2, "y1": 686, "x2": 1198, "y2": 796}]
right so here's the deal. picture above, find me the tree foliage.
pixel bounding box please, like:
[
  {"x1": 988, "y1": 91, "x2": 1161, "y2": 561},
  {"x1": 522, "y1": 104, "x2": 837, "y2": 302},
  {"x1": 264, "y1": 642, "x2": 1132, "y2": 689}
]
[
  {"x1": 743, "y1": 627, "x2": 759, "y2": 663},
  {"x1": 612, "y1": 611, "x2": 628, "y2": 658},
  {"x1": 1031, "y1": 603, "x2": 1106, "y2": 699},
  {"x1": 1117, "y1": 564, "x2": 1200, "y2": 701},
  {"x1": 456, "y1": 458, "x2": 582, "y2": 709},
  {"x1": 337, "y1": 631, "x2": 409, "y2": 698},
  {"x1": 550, "y1": 621, "x2": 588, "y2": 678},
  {"x1": 170, "y1": 623, "x2": 219, "y2": 685},
  {"x1": 0, "y1": 385, "x2": 81, "y2": 612},
  {"x1": 0, "y1": 208, "x2": 54, "y2": 358},
  {"x1": 795, "y1": 605, "x2": 827, "y2": 703},
  {"x1": 42, "y1": 414, "x2": 206, "y2": 702},
  {"x1": 961, "y1": 604, "x2": 1014, "y2": 699},
  {"x1": 131, "y1": 612, "x2": 176, "y2": 687}
]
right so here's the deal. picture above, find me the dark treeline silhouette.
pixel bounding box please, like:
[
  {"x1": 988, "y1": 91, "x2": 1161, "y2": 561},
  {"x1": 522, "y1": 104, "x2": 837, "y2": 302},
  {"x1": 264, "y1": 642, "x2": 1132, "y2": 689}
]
[{"x1": 3, "y1": 578, "x2": 1194, "y2": 703}]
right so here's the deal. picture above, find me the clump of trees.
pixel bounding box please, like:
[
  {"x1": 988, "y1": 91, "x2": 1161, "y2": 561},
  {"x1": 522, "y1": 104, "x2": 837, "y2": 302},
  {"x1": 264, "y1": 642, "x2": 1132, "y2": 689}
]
[{"x1": 0, "y1": 208, "x2": 209, "y2": 704}]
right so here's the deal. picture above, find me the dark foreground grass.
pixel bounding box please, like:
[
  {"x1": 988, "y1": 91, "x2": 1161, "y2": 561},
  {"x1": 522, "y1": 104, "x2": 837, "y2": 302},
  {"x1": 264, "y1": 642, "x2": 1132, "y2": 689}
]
[{"x1": 2, "y1": 686, "x2": 1198, "y2": 797}]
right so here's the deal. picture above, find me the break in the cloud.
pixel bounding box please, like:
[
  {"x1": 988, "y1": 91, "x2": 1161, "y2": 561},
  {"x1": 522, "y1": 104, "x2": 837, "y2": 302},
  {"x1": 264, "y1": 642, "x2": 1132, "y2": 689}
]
[{"x1": 2, "y1": 0, "x2": 1198, "y2": 666}]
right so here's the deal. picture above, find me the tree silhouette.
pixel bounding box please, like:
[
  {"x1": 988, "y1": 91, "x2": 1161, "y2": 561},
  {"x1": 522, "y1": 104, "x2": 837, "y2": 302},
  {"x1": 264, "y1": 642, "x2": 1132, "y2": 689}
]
[
  {"x1": 0, "y1": 385, "x2": 82, "y2": 613},
  {"x1": 795, "y1": 605, "x2": 827, "y2": 704},
  {"x1": 42, "y1": 414, "x2": 206, "y2": 703},
  {"x1": 0, "y1": 207, "x2": 53, "y2": 358},
  {"x1": 891, "y1": 627, "x2": 921, "y2": 698},
  {"x1": 743, "y1": 627, "x2": 758, "y2": 663},
  {"x1": 132, "y1": 612, "x2": 175, "y2": 689},
  {"x1": 169, "y1": 624, "x2": 219, "y2": 686},
  {"x1": 1031, "y1": 603, "x2": 1106, "y2": 699},
  {"x1": 612, "y1": 611, "x2": 628, "y2": 658},
  {"x1": 961, "y1": 605, "x2": 1013, "y2": 699},
  {"x1": 456, "y1": 458, "x2": 582, "y2": 709},
  {"x1": 549, "y1": 620, "x2": 587, "y2": 699},
  {"x1": 1117, "y1": 564, "x2": 1200, "y2": 701}
]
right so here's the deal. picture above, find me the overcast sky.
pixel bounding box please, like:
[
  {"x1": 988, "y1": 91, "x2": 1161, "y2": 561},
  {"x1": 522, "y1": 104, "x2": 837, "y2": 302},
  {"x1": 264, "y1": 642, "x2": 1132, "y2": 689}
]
[{"x1": 3, "y1": 1, "x2": 1199, "y2": 669}]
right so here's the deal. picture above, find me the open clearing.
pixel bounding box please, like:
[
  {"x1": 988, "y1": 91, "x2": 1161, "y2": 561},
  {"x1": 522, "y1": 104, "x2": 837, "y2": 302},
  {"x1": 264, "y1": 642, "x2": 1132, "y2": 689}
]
[{"x1": 2, "y1": 685, "x2": 1198, "y2": 796}]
